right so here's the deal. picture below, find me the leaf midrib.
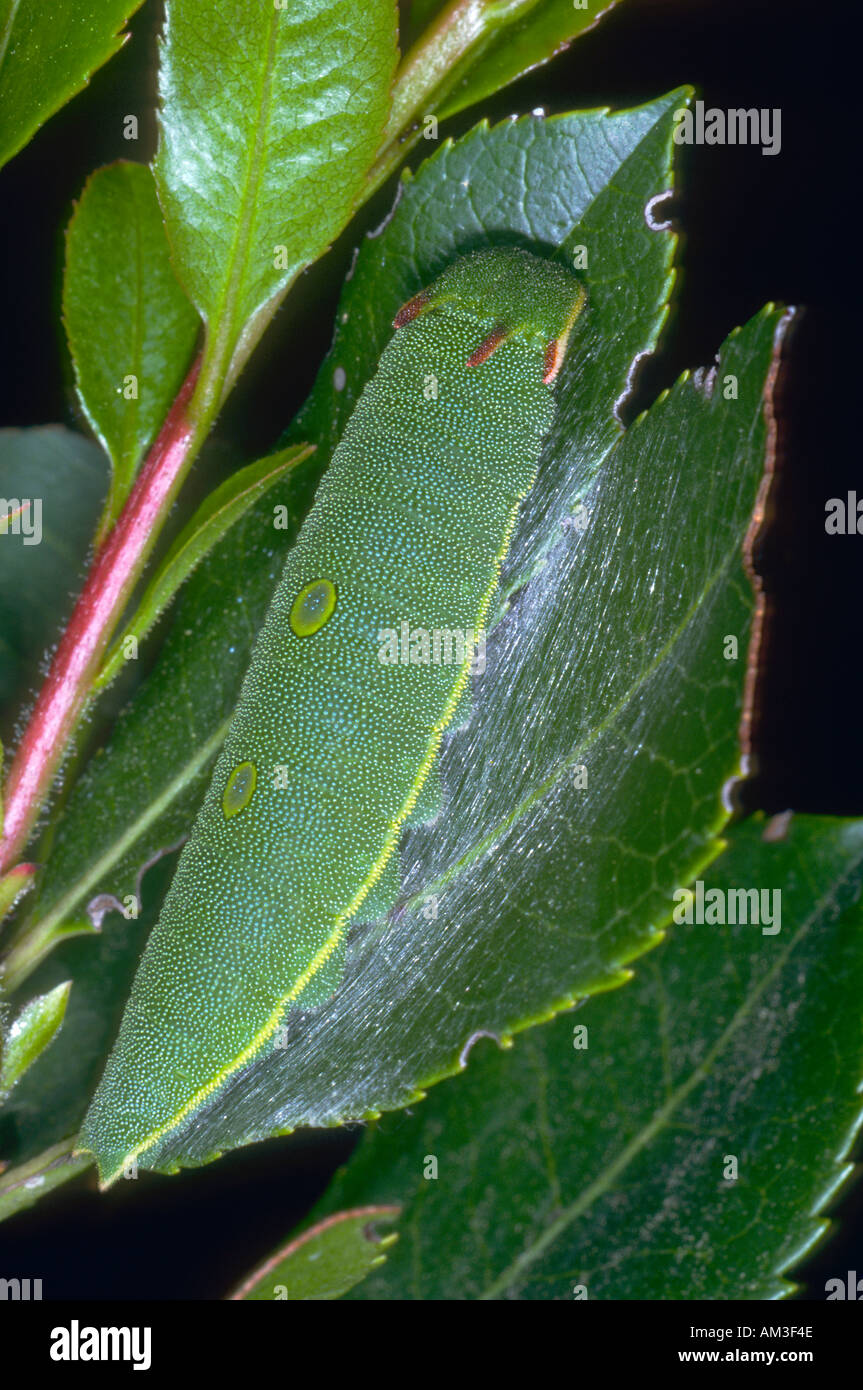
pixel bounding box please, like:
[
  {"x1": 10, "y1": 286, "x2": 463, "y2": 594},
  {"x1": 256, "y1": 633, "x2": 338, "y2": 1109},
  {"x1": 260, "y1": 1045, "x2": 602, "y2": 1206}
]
[
  {"x1": 196, "y1": 4, "x2": 280, "y2": 378},
  {"x1": 0, "y1": 0, "x2": 22, "y2": 77}
]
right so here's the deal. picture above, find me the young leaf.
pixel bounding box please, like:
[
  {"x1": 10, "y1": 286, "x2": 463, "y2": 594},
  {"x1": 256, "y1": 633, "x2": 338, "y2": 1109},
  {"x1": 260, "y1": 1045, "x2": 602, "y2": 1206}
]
[
  {"x1": 387, "y1": 0, "x2": 625, "y2": 143},
  {"x1": 229, "y1": 1207, "x2": 399, "y2": 1301},
  {"x1": 0, "y1": 980, "x2": 71, "y2": 1097},
  {"x1": 315, "y1": 816, "x2": 863, "y2": 1300},
  {"x1": 0, "y1": 0, "x2": 144, "y2": 171},
  {"x1": 154, "y1": 0, "x2": 398, "y2": 405},
  {"x1": 0, "y1": 862, "x2": 36, "y2": 924},
  {"x1": 63, "y1": 161, "x2": 201, "y2": 537},
  {"x1": 94, "y1": 443, "x2": 314, "y2": 691},
  {"x1": 436, "y1": 0, "x2": 626, "y2": 123}
]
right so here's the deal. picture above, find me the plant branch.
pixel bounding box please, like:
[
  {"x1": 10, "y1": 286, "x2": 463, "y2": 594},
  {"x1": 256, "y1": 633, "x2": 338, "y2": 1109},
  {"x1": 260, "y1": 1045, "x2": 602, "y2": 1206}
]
[{"x1": 0, "y1": 355, "x2": 203, "y2": 876}]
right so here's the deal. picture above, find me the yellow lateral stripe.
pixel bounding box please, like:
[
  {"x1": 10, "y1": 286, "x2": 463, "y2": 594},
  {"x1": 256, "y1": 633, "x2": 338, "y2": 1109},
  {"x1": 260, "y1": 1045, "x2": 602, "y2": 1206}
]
[{"x1": 100, "y1": 483, "x2": 535, "y2": 1187}]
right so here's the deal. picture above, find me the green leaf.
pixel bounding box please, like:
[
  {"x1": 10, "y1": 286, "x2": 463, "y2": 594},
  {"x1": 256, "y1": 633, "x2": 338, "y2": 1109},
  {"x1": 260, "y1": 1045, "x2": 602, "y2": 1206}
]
[
  {"x1": 94, "y1": 443, "x2": 314, "y2": 691},
  {"x1": 316, "y1": 815, "x2": 863, "y2": 1300},
  {"x1": 0, "y1": 1, "x2": 144, "y2": 171},
  {"x1": 31, "y1": 97, "x2": 685, "y2": 995},
  {"x1": 152, "y1": 300, "x2": 789, "y2": 1171},
  {"x1": 0, "y1": 428, "x2": 108, "y2": 733},
  {"x1": 0, "y1": 1137, "x2": 90, "y2": 1223},
  {"x1": 0, "y1": 980, "x2": 71, "y2": 1096},
  {"x1": 0, "y1": 863, "x2": 36, "y2": 925},
  {"x1": 155, "y1": 0, "x2": 398, "y2": 405},
  {"x1": 63, "y1": 161, "x2": 201, "y2": 536},
  {"x1": 230, "y1": 1207, "x2": 399, "y2": 1300},
  {"x1": 389, "y1": 0, "x2": 625, "y2": 142},
  {"x1": 439, "y1": 0, "x2": 626, "y2": 122}
]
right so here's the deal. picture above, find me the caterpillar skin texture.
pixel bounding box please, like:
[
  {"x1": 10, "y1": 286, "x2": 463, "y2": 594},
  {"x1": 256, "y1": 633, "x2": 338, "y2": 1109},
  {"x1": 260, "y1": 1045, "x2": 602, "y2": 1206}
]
[{"x1": 79, "y1": 247, "x2": 586, "y2": 1186}]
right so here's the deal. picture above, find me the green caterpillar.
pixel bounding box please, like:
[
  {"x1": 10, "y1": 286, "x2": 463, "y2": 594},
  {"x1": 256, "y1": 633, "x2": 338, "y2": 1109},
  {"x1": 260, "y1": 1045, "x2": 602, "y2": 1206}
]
[{"x1": 79, "y1": 246, "x2": 586, "y2": 1186}]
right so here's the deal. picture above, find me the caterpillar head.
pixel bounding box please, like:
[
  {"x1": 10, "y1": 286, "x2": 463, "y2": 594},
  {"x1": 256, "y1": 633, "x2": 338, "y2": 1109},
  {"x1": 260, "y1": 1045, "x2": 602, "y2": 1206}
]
[{"x1": 393, "y1": 246, "x2": 586, "y2": 384}]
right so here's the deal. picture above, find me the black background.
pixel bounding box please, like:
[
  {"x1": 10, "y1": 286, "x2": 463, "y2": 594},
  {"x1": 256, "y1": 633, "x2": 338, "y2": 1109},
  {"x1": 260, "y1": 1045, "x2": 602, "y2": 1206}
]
[{"x1": 1, "y1": 0, "x2": 860, "y2": 1299}]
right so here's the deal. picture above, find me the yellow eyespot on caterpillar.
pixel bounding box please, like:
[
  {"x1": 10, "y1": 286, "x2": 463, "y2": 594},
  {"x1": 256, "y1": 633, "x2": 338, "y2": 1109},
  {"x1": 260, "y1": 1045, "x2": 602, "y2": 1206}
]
[
  {"x1": 222, "y1": 761, "x2": 257, "y2": 820},
  {"x1": 78, "y1": 246, "x2": 587, "y2": 1188},
  {"x1": 289, "y1": 578, "x2": 338, "y2": 637}
]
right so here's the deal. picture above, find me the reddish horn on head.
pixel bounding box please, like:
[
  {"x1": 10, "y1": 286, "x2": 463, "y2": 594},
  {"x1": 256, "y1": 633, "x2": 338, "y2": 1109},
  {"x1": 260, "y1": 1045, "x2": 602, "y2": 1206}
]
[
  {"x1": 465, "y1": 325, "x2": 509, "y2": 368},
  {"x1": 393, "y1": 289, "x2": 432, "y2": 329}
]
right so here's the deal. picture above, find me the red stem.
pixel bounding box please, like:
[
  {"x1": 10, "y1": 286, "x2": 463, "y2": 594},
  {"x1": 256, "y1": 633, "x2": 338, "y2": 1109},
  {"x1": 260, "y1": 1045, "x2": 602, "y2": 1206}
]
[{"x1": 0, "y1": 357, "x2": 202, "y2": 874}]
